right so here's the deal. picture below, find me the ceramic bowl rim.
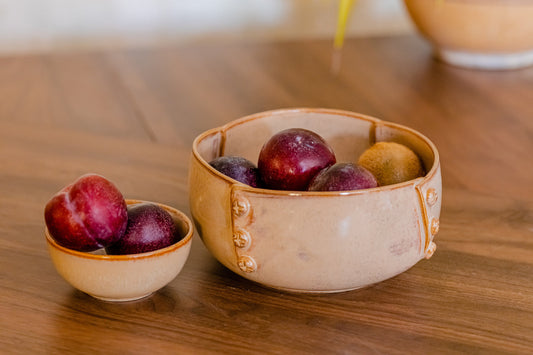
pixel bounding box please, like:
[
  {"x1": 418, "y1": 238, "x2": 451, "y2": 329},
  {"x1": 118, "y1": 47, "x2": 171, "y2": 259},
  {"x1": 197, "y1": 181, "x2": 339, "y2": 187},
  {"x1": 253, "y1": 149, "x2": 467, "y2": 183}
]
[
  {"x1": 192, "y1": 107, "x2": 440, "y2": 196},
  {"x1": 45, "y1": 199, "x2": 194, "y2": 261}
]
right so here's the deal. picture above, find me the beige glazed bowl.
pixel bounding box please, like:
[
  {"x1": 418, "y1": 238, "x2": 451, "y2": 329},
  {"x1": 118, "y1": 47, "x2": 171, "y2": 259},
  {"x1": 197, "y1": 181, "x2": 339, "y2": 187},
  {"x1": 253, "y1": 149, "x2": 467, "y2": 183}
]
[
  {"x1": 189, "y1": 108, "x2": 441, "y2": 293},
  {"x1": 404, "y1": 0, "x2": 533, "y2": 69},
  {"x1": 45, "y1": 199, "x2": 193, "y2": 302}
]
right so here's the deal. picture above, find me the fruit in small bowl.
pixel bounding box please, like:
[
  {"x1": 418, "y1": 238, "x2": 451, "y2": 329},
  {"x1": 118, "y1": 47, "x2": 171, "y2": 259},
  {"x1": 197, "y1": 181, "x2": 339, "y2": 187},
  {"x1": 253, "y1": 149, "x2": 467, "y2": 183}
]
[
  {"x1": 44, "y1": 175, "x2": 193, "y2": 302},
  {"x1": 189, "y1": 108, "x2": 441, "y2": 293},
  {"x1": 44, "y1": 174, "x2": 128, "y2": 252},
  {"x1": 105, "y1": 202, "x2": 179, "y2": 255}
]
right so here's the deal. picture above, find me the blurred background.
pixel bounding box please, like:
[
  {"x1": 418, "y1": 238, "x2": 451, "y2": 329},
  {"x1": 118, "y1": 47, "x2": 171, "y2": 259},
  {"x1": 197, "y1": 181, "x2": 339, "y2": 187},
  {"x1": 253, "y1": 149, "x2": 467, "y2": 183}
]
[{"x1": 0, "y1": 0, "x2": 414, "y2": 54}]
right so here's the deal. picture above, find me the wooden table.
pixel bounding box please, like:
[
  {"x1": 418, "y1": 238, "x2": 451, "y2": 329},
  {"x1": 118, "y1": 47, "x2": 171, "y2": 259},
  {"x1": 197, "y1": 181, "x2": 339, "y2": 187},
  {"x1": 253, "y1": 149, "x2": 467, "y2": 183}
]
[{"x1": 1, "y1": 35, "x2": 532, "y2": 354}]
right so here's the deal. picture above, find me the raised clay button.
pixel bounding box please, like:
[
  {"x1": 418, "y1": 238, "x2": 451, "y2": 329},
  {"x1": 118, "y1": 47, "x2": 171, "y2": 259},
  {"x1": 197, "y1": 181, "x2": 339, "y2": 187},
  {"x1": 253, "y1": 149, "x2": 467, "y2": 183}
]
[
  {"x1": 237, "y1": 255, "x2": 257, "y2": 273},
  {"x1": 233, "y1": 229, "x2": 251, "y2": 249},
  {"x1": 430, "y1": 218, "x2": 440, "y2": 236},
  {"x1": 425, "y1": 241, "x2": 437, "y2": 259},
  {"x1": 232, "y1": 197, "x2": 250, "y2": 218},
  {"x1": 426, "y1": 188, "x2": 438, "y2": 206}
]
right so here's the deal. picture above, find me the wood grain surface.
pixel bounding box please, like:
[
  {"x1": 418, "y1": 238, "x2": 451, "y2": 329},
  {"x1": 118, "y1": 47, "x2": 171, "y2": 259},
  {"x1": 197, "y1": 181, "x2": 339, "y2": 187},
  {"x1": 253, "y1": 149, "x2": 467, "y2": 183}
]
[{"x1": 1, "y1": 35, "x2": 532, "y2": 354}]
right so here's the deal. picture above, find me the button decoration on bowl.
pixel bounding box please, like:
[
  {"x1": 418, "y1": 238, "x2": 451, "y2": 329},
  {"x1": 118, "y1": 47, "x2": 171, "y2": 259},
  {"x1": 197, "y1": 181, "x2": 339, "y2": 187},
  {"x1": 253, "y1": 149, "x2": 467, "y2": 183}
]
[
  {"x1": 232, "y1": 197, "x2": 250, "y2": 218},
  {"x1": 238, "y1": 255, "x2": 257, "y2": 273},
  {"x1": 233, "y1": 229, "x2": 251, "y2": 249},
  {"x1": 430, "y1": 218, "x2": 440, "y2": 236},
  {"x1": 425, "y1": 241, "x2": 437, "y2": 259},
  {"x1": 426, "y1": 188, "x2": 438, "y2": 206}
]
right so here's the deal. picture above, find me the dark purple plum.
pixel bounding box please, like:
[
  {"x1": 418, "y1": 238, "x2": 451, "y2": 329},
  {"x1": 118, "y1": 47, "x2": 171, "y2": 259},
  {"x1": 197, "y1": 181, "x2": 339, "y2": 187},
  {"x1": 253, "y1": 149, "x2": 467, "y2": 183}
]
[
  {"x1": 44, "y1": 174, "x2": 128, "y2": 252},
  {"x1": 106, "y1": 203, "x2": 177, "y2": 255},
  {"x1": 258, "y1": 128, "x2": 336, "y2": 190},
  {"x1": 308, "y1": 163, "x2": 378, "y2": 192},
  {"x1": 209, "y1": 156, "x2": 260, "y2": 187}
]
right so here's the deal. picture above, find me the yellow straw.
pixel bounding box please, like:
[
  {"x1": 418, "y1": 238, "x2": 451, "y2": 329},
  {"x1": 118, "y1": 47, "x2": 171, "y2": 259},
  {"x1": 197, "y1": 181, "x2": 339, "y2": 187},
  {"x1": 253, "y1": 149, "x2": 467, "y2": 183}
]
[{"x1": 334, "y1": 0, "x2": 355, "y2": 49}]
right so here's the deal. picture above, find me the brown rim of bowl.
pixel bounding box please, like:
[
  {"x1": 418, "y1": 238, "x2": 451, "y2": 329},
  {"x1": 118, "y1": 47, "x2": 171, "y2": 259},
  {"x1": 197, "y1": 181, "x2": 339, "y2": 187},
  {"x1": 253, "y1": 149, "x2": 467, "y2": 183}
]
[
  {"x1": 45, "y1": 199, "x2": 193, "y2": 260},
  {"x1": 191, "y1": 108, "x2": 440, "y2": 196}
]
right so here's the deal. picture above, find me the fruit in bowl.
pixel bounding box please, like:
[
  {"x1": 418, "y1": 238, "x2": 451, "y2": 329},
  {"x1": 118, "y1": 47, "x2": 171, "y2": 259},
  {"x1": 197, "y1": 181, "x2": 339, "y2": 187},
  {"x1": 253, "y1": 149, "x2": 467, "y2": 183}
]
[
  {"x1": 358, "y1": 142, "x2": 424, "y2": 187},
  {"x1": 106, "y1": 202, "x2": 179, "y2": 255},
  {"x1": 209, "y1": 156, "x2": 260, "y2": 188},
  {"x1": 44, "y1": 174, "x2": 193, "y2": 302},
  {"x1": 189, "y1": 108, "x2": 442, "y2": 293},
  {"x1": 209, "y1": 128, "x2": 423, "y2": 192},
  {"x1": 44, "y1": 174, "x2": 128, "y2": 252},
  {"x1": 258, "y1": 128, "x2": 336, "y2": 190},
  {"x1": 308, "y1": 163, "x2": 378, "y2": 192},
  {"x1": 45, "y1": 174, "x2": 185, "y2": 255}
]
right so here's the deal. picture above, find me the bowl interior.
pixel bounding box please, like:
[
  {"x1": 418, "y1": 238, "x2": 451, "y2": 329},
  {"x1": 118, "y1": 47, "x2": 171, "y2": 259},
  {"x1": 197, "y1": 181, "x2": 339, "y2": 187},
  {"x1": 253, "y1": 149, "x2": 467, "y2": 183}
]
[
  {"x1": 195, "y1": 108, "x2": 437, "y2": 185},
  {"x1": 45, "y1": 199, "x2": 194, "y2": 260}
]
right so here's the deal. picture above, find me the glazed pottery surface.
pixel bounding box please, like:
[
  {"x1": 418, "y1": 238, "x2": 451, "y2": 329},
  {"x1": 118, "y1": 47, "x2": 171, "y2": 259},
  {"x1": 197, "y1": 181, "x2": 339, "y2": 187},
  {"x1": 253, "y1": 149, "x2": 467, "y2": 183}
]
[
  {"x1": 189, "y1": 108, "x2": 441, "y2": 293},
  {"x1": 46, "y1": 199, "x2": 193, "y2": 302},
  {"x1": 404, "y1": 0, "x2": 533, "y2": 69}
]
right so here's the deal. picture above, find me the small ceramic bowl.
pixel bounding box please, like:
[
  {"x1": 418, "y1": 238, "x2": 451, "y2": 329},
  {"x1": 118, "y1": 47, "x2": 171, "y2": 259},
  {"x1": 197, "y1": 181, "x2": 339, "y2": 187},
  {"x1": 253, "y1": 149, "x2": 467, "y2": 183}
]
[
  {"x1": 45, "y1": 199, "x2": 193, "y2": 302},
  {"x1": 189, "y1": 108, "x2": 441, "y2": 293},
  {"x1": 404, "y1": 0, "x2": 533, "y2": 69}
]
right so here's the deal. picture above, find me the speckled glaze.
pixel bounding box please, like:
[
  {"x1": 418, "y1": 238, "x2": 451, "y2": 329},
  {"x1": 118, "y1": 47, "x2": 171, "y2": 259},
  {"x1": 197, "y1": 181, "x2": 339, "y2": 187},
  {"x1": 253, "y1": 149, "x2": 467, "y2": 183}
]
[
  {"x1": 45, "y1": 200, "x2": 193, "y2": 302},
  {"x1": 404, "y1": 0, "x2": 533, "y2": 69},
  {"x1": 189, "y1": 108, "x2": 441, "y2": 293}
]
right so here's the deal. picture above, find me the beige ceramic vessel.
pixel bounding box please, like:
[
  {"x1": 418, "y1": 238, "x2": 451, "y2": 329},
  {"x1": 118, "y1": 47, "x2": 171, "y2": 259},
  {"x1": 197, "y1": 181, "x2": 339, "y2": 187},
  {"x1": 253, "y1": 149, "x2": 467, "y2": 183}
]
[
  {"x1": 46, "y1": 199, "x2": 193, "y2": 302},
  {"x1": 189, "y1": 108, "x2": 441, "y2": 293},
  {"x1": 404, "y1": 0, "x2": 533, "y2": 69}
]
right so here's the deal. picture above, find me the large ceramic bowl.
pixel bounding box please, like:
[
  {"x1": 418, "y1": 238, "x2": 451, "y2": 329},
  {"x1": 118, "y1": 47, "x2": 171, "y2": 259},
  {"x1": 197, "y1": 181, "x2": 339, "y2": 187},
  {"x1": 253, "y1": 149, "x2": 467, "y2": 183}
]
[
  {"x1": 46, "y1": 199, "x2": 193, "y2": 302},
  {"x1": 189, "y1": 108, "x2": 441, "y2": 293},
  {"x1": 404, "y1": 0, "x2": 533, "y2": 69}
]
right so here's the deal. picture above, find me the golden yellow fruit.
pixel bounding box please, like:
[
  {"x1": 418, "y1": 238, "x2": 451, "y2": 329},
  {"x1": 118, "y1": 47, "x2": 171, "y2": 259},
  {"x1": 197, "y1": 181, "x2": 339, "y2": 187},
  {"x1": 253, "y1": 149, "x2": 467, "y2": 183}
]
[{"x1": 358, "y1": 142, "x2": 425, "y2": 186}]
